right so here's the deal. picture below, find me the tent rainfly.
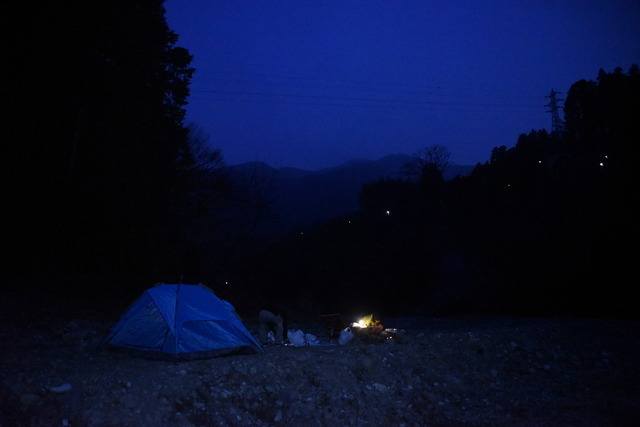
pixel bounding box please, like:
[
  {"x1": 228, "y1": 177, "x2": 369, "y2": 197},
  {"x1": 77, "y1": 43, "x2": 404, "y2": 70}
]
[{"x1": 106, "y1": 283, "x2": 263, "y2": 358}]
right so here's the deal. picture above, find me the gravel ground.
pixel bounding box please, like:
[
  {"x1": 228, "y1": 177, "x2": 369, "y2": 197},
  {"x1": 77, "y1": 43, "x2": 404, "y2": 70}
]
[{"x1": 1, "y1": 295, "x2": 640, "y2": 426}]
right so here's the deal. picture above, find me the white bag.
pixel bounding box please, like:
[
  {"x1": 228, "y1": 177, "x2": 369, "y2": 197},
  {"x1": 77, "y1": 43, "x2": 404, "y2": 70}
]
[
  {"x1": 338, "y1": 328, "x2": 354, "y2": 345},
  {"x1": 288, "y1": 329, "x2": 306, "y2": 347},
  {"x1": 305, "y1": 333, "x2": 319, "y2": 345}
]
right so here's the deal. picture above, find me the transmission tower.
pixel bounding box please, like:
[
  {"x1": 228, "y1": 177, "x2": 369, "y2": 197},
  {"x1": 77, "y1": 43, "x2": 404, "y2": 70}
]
[{"x1": 545, "y1": 89, "x2": 565, "y2": 134}]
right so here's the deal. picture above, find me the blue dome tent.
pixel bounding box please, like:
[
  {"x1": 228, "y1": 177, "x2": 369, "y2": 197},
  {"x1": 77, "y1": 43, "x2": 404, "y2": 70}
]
[{"x1": 106, "y1": 284, "x2": 263, "y2": 358}]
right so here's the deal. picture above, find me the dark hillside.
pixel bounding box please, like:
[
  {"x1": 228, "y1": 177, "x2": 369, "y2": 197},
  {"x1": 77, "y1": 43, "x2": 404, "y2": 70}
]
[{"x1": 226, "y1": 154, "x2": 473, "y2": 235}]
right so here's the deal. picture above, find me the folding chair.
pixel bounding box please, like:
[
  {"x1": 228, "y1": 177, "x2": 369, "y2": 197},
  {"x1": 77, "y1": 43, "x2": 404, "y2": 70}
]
[{"x1": 318, "y1": 313, "x2": 348, "y2": 339}]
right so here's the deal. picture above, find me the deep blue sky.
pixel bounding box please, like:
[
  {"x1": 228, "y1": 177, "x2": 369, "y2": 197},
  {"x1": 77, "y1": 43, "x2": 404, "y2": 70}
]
[{"x1": 165, "y1": 1, "x2": 640, "y2": 170}]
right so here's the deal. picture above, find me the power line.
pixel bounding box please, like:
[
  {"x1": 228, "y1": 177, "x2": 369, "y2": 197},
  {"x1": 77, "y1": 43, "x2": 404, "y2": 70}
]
[
  {"x1": 192, "y1": 68, "x2": 445, "y2": 91},
  {"x1": 193, "y1": 88, "x2": 539, "y2": 107},
  {"x1": 191, "y1": 68, "x2": 546, "y2": 100},
  {"x1": 188, "y1": 98, "x2": 543, "y2": 115},
  {"x1": 183, "y1": 68, "x2": 549, "y2": 114},
  {"x1": 189, "y1": 89, "x2": 543, "y2": 112}
]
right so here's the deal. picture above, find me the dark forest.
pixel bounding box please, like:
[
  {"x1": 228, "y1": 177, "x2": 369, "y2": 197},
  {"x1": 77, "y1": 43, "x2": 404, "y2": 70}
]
[{"x1": 3, "y1": 2, "x2": 639, "y2": 320}]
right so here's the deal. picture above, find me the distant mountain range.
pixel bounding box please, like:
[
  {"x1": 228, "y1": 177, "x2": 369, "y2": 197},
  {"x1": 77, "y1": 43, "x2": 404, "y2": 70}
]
[{"x1": 225, "y1": 154, "x2": 475, "y2": 235}]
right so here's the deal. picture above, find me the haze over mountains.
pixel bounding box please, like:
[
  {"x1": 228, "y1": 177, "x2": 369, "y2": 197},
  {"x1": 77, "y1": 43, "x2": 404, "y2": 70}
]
[{"x1": 226, "y1": 154, "x2": 474, "y2": 235}]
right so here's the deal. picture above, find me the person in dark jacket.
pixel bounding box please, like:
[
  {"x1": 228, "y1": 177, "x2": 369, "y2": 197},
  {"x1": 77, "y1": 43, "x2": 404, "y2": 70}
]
[{"x1": 258, "y1": 305, "x2": 287, "y2": 344}]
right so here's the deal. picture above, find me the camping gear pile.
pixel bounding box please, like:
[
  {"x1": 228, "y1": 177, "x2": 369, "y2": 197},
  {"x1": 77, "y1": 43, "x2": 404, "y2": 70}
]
[
  {"x1": 286, "y1": 329, "x2": 321, "y2": 347},
  {"x1": 350, "y1": 314, "x2": 403, "y2": 343},
  {"x1": 105, "y1": 283, "x2": 403, "y2": 361}
]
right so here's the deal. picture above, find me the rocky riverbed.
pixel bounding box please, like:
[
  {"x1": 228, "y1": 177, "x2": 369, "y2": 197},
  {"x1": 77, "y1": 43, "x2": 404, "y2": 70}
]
[{"x1": 1, "y1": 295, "x2": 639, "y2": 426}]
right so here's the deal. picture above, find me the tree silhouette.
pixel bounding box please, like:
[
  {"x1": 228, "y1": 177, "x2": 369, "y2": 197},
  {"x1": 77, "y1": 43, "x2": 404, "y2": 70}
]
[
  {"x1": 404, "y1": 144, "x2": 451, "y2": 179},
  {"x1": 3, "y1": 2, "x2": 196, "y2": 291}
]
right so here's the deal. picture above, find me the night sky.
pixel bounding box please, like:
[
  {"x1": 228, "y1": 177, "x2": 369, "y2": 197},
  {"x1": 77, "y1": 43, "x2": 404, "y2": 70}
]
[{"x1": 165, "y1": 1, "x2": 640, "y2": 170}]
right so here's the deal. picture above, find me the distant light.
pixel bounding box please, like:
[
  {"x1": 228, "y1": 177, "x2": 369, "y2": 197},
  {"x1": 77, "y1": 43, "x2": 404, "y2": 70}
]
[
  {"x1": 385, "y1": 210, "x2": 390, "y2": 215},
  {"x1": 599, "y1": 162, "x2": 604, "y2": 167},
  {"x1": 538, "y1": 160, "x2": 542, "y2": 164}
]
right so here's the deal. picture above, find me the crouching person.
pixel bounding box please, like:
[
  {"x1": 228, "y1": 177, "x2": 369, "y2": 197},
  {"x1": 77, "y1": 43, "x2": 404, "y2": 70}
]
[{"x1": 258, "y1": 307, "x2": 287, "y2": 345}]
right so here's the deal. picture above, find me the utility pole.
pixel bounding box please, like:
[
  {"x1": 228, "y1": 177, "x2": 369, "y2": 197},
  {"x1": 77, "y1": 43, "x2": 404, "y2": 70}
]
[{"x1": 545, "y1": 89, "x2": 565, "y2": 134}]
